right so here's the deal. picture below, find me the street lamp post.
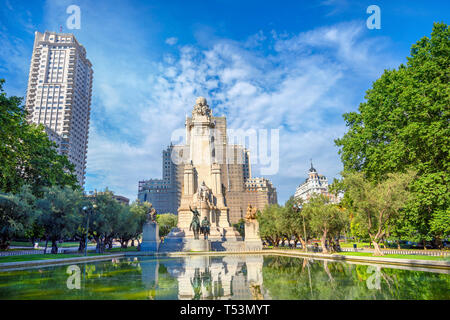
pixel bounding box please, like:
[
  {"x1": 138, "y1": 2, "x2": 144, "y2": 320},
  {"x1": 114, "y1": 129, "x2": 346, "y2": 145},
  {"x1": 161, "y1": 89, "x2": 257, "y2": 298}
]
[{"x1": 82, "y1": 204, "x2": 97, "y2": 257}]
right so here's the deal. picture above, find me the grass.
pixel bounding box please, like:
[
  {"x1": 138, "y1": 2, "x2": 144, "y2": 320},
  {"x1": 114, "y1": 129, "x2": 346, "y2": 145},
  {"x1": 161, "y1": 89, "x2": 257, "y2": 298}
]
[
  {"x1": 335, "y1": 251, "x2": 449, "y2": 261},
  {"x1": 0, "y1": 252, "x2": 117, "y2": 264},
  {"x1": 339, "y1": 242, "x2": 372, "y2": 248},
  {"x1": 0, "y1": 248, "x2": 41, "y2": 252},
  {"x1": 9, "y1": 241, "x2": 92, "y2": 248}
]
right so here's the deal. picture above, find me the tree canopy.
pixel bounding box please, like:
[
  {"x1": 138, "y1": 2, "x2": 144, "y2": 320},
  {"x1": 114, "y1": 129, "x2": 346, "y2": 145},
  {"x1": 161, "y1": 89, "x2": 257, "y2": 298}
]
[
  {"x1": 335, "y1": 22, "x2": 450, "y2": 243},
  {"x1": 0, "y1": 79, "x2": 78, "y2": 196}
]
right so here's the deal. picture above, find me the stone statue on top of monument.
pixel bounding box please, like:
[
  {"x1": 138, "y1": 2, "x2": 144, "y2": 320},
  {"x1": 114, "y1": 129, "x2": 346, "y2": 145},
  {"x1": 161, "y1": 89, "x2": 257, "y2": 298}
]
[
  {"x1": 147, "y1": 207, "x2": 157, "y2": 223},
  {"x1": 244, "y1": 204, "x2": 262, "y2": 251},
  {"x1": 192, "y1": 97, "x2": 211, "y2": 119},
  {"x1": 245, "y1": 204, "x2": 258, "y2": 221},
  {"x1": 141, "y1": 206, "x2": 159, "y2": 252},
  {"x1": 197, "y1": 181, "x2": 211, "y2": 203}
]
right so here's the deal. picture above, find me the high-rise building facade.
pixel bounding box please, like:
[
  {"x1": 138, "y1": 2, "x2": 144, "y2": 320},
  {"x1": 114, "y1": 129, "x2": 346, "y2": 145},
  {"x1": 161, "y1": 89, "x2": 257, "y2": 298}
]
[
  {"x1": 25, "y1": 31, "x2": 93, "y2": 186},
  {"x1": 138, "y1": 144, "x2": 180, "y2": 214}
]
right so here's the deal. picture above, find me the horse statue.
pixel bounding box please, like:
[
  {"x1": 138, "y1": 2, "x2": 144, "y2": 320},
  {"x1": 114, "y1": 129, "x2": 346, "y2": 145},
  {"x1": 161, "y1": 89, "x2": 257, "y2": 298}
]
[{"x1": 189, "y1": 206, "x2": 201, "y2": 240}]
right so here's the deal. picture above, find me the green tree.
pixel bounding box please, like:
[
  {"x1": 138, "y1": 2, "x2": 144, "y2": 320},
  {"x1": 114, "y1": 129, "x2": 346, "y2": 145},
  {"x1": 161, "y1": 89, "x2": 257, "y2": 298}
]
[
  {"x1": 0, "y1": 79, "x2": 78, "y2": 196},
  {"x1": 157, "y1": 213, "x2": 178, "y2": 238},
  {"x1": 0, "y1": 185, "x2": 36, "y2": 249},
  {"x1": 129, "y1": 200, "x2": 152, "y2": 246},
  {"x1": 282, "y1": 197, "x2": 310, "y2": 249},
  {"x1": 342, "y1": 171, "x2": 415, "y2": 255},
  {"x1": 116, "y1": 205, "x2": 138, "y2": 248},
  {"x1": 89, "y1": 190, "x2": 123, "y2": 253},
  {"x1": 302, "y1": 194, "x2": 346, "y2": 254},
  {"x1": 335, "y1": 23, "x2": 450, "y2": 245},
  {"x1": 257, "y1": 204, "x2": 284, "y2": 246},
  {"x1": 73, "y1": 198, "x2": 96, "y2": 254},
  {"x1": 36, "y1": 186, "x2": 83, "y2": 254}
]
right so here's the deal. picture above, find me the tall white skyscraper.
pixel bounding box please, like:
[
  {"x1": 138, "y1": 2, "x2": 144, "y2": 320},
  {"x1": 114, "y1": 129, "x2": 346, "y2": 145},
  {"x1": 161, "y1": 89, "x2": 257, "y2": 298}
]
[{"x1": 25, "y1": 31, "x2": 93, "y2": 186}]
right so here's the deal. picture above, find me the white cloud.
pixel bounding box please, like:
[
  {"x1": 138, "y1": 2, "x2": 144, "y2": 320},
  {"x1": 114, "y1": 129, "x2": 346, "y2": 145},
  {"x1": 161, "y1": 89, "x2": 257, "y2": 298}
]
[{"x1": 165, "y1": 37, "x2": 178, "y2": 45}]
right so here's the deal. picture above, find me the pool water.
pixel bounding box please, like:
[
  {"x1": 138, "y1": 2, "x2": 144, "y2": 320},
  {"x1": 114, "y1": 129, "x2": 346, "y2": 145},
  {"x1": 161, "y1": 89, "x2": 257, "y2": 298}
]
[{"x1": 0, "y1": 255, "x2": 448, "y2": 300}]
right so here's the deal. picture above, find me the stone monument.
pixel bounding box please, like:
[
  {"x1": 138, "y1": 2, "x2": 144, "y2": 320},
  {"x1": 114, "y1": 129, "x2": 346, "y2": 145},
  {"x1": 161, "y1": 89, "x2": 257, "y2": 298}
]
[
  {"x1": 186, "y1": 206, "x2": 210, "y2": 251},
  {"x1": 160, "y1": 97, "x2": 243, "y2": 252},
  {"x1": 140, "y1": 207, "x2": 160, "y2": 252},
  {"x1": 244, "y1": 204, "x2": 262, "y2": 251}
]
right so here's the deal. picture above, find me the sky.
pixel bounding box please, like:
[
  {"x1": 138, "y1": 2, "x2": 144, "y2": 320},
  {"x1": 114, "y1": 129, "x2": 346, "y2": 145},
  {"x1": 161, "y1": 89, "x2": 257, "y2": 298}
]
[{"x1": 0, "y1": 0, "x2": 449, "y2": 204}]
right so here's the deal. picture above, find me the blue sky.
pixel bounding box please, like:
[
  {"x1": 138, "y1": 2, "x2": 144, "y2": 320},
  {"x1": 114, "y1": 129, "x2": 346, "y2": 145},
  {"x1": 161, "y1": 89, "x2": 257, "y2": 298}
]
[{"x1": 1, "y1": 0, "x2": 449, "y2": 204}]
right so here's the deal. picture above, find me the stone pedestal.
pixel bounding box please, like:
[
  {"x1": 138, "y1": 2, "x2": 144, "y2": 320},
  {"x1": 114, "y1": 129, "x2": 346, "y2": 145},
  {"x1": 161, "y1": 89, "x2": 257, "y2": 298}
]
[
  {"x1": 141, "y1": 222, "x2": 160, "y2": 252},
  {"x1": 244, "y1": 220, "x2": 262, "y2": 251},
  {"x1": 185, "y1": 239, "x2": 211, "y2": 252}
]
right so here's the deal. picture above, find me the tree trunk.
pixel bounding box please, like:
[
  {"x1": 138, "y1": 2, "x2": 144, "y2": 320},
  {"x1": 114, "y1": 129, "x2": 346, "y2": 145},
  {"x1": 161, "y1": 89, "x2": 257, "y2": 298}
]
[
  {"x1": 372, "y1": 240, "x2": 384, "y2": 256},
  {"x1": 321, "y1": 231, "x2": 328, "y2": 254},
  {"x1": 44, "y1": 238, "x2": 49, "y2": 254},
  {"x1": 436, "y1": 237, "x2": 442, "y2": 250},
  {"x1": 131, "y1": 239, "x2": 135, "y2": 247},
  {"x1": 323, "y1": 260, "x2": 334, "y2": 282},
  {"x1": 51, "y1": 240, "x2": 58, "y2": 254},
  {"x1": 121, "y1": 240, "x2": 128, "y2": 249},
  {"x1": 78, "y1": 237, "x2": 85, "y2": 254},
  {"x1": 397, "y1": 239, "x2": 400, "y2": 250},
  {"x1": 0, "y1": 239, "x2": 9, "y2": 250},
  {"x1": 96, "y1": 238, "x2": 104, "y2": 253},
  {"x1": 422, "y1": 239, "x2": 427, "y2": 251}
]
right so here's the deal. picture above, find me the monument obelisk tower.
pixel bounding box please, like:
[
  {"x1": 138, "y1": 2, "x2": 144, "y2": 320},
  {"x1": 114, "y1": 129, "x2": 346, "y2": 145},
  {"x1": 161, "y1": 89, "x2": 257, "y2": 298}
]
[
  {"x1": 161, "y1": 97, "x2": 242, "y2": 251},
  {"x1": 178, "y1": 97, "x2": 236, "y2": 236}
]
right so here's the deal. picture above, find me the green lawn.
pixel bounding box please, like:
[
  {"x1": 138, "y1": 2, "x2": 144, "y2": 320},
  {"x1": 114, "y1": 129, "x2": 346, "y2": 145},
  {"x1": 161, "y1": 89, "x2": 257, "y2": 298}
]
[
  {"x1": 0, "y1": 252, "x2": 116, "y2": 264},
  {"x1": 335, "y1": 251, "x2": 449, "y2": 261},
  {"x1": 0, "y1": 248, "x2": 42, "y2": 252},
  {"x1": 339, "y1": 242, "x2": 372, "y2": 248},
  {"x1": 9, "y1": 241, "x2": 94, "y2": 248}
]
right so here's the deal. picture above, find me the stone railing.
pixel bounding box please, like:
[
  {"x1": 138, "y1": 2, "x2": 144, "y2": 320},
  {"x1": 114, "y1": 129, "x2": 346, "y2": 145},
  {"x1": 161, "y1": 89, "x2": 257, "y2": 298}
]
[{"x1": 340, "y1": 247, "x2": 449, "y2": 256}]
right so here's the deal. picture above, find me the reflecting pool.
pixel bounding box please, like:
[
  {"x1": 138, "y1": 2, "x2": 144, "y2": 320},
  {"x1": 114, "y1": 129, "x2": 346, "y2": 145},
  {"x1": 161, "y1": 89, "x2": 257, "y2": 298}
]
[{"x1": 0, "y1": 255, "x2": 449, "y2": 300}]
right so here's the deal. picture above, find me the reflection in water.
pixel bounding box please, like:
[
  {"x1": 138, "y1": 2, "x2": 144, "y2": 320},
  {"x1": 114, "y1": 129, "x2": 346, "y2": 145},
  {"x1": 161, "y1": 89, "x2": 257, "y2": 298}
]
[
  {"x1": 163, "y1": 255, "x2": 269, "y2": 300},
  {"x1": 262, "y1": 256, "x2": 450, "y2": 300},
  {"x1": 0, "y1": 255, "x2": 448, "y2": 300}
]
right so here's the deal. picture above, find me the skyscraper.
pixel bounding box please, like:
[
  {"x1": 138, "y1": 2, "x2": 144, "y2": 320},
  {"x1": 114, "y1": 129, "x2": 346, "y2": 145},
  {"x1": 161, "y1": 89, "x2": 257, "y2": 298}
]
[{"x1": 25, "y1": 31, "x2": 93, "y2": 186}]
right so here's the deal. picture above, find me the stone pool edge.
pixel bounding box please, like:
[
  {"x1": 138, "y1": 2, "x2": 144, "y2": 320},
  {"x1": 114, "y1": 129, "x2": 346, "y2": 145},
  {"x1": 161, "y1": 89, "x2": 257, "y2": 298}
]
[{"x1": 1, "y1": 249, "x2": 448, "y2": 271}]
